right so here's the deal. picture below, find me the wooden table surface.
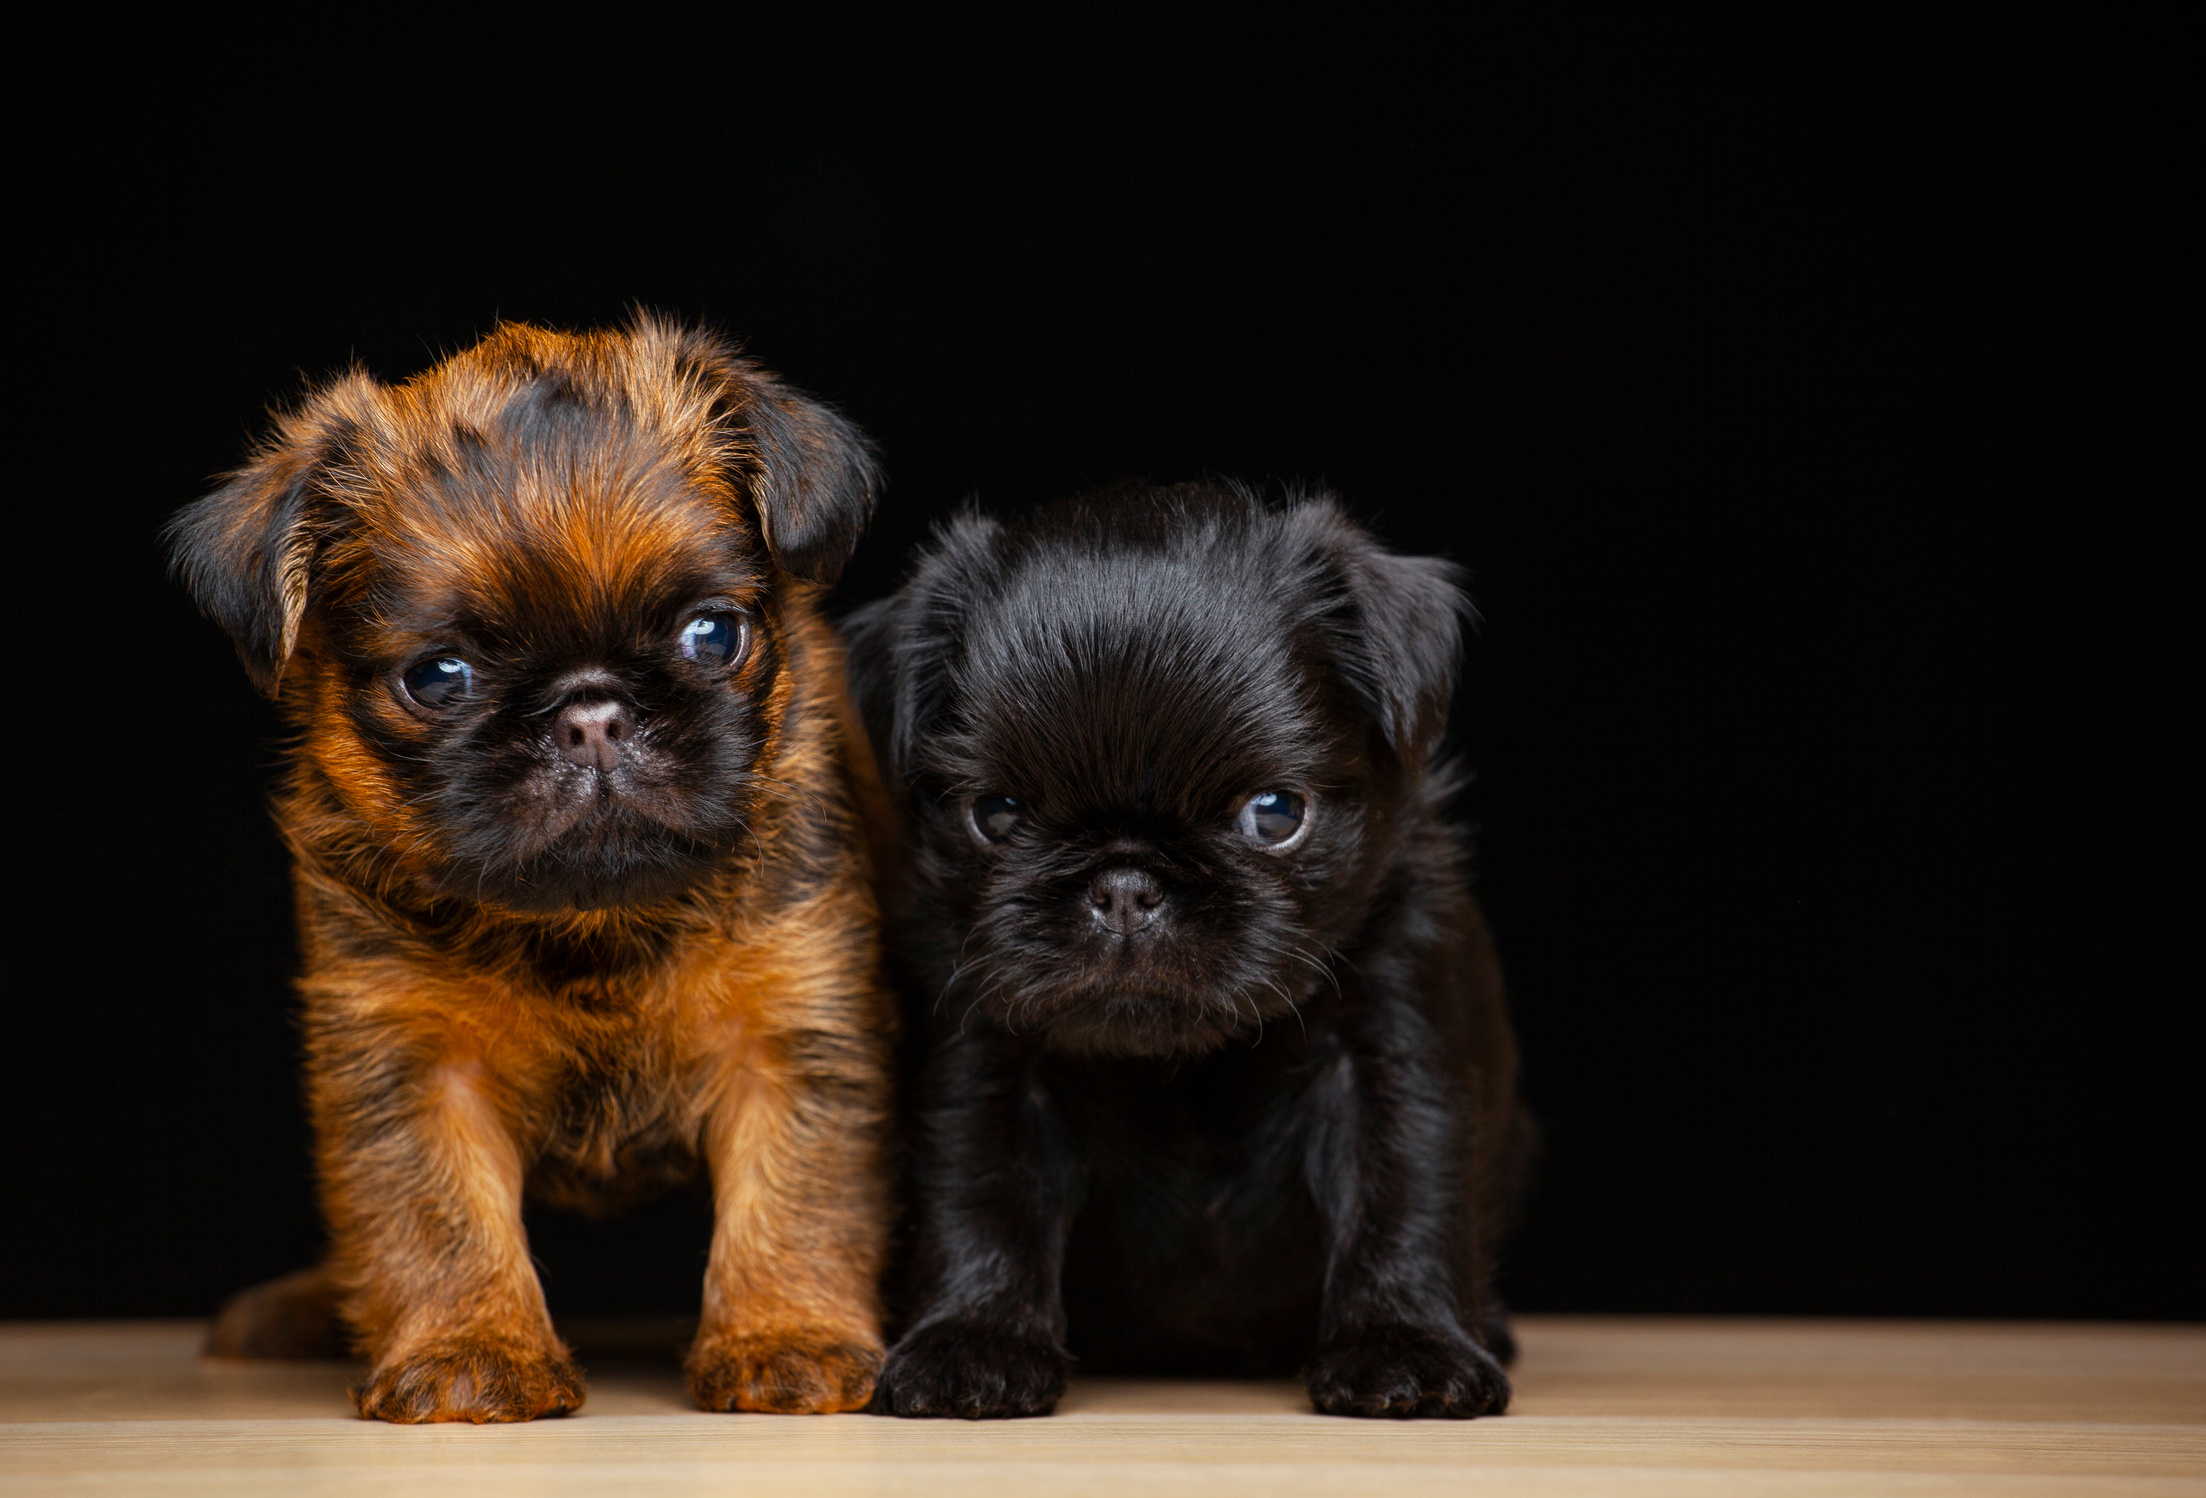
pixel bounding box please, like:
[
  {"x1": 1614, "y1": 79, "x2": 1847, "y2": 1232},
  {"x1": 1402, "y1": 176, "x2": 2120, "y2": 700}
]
[{"x1": 2, "y1": 1316, "x2": 2200, "y2": 1495}]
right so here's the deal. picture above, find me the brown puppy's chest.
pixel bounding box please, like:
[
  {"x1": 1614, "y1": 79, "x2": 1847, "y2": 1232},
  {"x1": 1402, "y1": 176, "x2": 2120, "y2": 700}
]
[
  {"x1": 526, "y1": 1023, "x2": 700, "y2": 1210},
  {"x1": 478, "y1": 959, "x2": 738, "y2": 1213}
]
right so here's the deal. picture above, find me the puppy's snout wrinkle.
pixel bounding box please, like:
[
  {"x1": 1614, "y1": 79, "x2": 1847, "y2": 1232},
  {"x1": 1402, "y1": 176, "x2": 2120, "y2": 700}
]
[
  {"x1": 1089, "y1": 867, "x2": 1165, "y2": 935},
  {"x1": 554, "y1": 699, "x2": 633, "y2": 773}
]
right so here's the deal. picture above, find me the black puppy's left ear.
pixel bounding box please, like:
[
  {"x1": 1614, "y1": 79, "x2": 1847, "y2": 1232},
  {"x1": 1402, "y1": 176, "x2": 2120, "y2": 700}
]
[
  {"x1": 1306, "y1": 502, "x2": 1478, "y2": 764},
  {"x1": 669, "y1": 322, "x2": 882, "y2": 585}
]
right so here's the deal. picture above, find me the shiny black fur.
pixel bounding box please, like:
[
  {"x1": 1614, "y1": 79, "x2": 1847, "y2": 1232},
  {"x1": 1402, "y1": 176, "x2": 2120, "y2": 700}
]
[{"x1": 845, "y1": 482, "x2": 1529, "y2": 1419}]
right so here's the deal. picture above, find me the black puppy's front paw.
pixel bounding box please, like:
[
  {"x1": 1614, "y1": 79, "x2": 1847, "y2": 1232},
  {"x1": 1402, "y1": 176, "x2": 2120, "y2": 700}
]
[
  {"x1": 1307, "y1": 1322, "x2": 1511, "y2": 1418},
  {"x1": 1477, "y1": 1304, "x2": 1520, "y2": 1367},
  {"x1": 871, "y1": 1319, "x2": 1067, "y2": 1419}
]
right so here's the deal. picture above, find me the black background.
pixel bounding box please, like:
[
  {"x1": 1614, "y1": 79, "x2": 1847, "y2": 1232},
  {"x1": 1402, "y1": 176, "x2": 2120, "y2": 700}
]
[{"x1": 9, "y1": 17, "x2": 2192, "y2": 1322}]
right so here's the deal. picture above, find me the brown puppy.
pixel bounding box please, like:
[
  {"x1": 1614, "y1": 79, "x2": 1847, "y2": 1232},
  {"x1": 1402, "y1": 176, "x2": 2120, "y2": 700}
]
[{"x1": 170, "y1": 317, "x2": 894, "y2": 1423}]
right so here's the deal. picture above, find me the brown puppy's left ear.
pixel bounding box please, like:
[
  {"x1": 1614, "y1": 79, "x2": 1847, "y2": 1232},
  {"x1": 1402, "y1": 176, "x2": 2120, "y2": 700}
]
[
  {"x1": 672, "y1": 324, "x2": 882, "y2": 586},
  {"x1": 164, "y1": 384, "x2": 367, "y2": 697},
  {"x1": 739, "y1": 377, "x2": 882, "y2": 586}
]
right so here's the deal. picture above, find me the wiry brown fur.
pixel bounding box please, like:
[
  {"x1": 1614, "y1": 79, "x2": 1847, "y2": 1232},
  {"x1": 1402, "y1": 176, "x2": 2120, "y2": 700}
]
[{"x1": 175, "y1": 317, "x2": 893, "y2": 1422}]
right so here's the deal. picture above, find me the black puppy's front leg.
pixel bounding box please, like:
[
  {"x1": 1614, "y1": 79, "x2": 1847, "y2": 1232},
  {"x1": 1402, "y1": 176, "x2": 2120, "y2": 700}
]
[
  {"x1": 1303, "y1": 995, "x2": 1511, "y2": 1418},
  {"x1": 875, "y1": 1030, "x2": 1078, "y2": 1418}
]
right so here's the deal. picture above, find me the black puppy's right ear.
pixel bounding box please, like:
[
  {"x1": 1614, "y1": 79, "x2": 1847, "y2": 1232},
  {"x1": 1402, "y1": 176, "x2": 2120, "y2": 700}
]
[
  {"x1": 838, "y1": 597, "x2": 902, "y2": 786},
  {"x1": 840, "y1": 508, "x2": 1005, "y2": 787},
  {"x1": 165, "y1": 390, "x2": 362, "y2": 697}
]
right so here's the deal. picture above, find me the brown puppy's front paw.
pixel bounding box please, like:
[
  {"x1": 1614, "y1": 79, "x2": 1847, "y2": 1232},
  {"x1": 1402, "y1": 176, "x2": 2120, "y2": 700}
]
[
  {"x1": 687, "y1": 1332, "x2": 882, "y2": 1414},
  {"x1": 204, "y1": 1266, "x2": 346, "y2": 1360},
  {"x1": 1307, "y1": 1322, "x2": 1511, "y2": 1419},
  {"x1": 870, "y1": 1319, "x2": 1067, "y2": 1419},
  {"x1": 354, "y1": 1337, "x2": 585, "y2": 1423}
]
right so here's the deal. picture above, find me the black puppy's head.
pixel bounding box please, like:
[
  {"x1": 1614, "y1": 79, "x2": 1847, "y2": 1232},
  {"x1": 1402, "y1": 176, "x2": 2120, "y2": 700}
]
[
  {"x1": 168, "y1": 315, "x2": 878, "y2": 914},
  {"x1": 847, "y1": 482, "x2": 1470, "y2": 1057}
]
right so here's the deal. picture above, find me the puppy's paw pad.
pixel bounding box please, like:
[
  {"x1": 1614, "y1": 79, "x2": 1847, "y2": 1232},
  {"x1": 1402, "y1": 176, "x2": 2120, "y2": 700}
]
[
  {"x1": 355, "y1": 1338, "x2": 584, "y2": 1424},
  {"x1": 687, "y1": 1333, "x2": 882, "y2": 1414},
  {"x1": 1307, "y1": 1323, "x2": 1510, "y2": 1418},
  {"x1": 871, "y1": 1320, "x2": 1066, "y2": 1419}
]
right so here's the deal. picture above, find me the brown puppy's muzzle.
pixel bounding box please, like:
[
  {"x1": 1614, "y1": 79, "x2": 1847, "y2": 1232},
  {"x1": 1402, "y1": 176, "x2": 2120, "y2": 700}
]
[{"x1": 554, "y1": 698, "x2": 634, "y2": 774}]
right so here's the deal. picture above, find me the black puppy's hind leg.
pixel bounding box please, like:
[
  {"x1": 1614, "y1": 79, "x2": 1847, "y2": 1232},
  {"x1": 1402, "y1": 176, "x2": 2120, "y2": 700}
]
[
  {"x1": 1302, "y1": 999, "x2": 1511, "y2": 1418},
  {"x1": 873, "y1": 1033, "x2": 1078, "y2": 1419}
]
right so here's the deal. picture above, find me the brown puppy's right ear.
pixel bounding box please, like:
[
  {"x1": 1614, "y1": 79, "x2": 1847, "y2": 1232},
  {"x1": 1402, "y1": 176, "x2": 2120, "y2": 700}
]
[{"x1": 165, "y1": 393, "x2": 360, "y2": 697}]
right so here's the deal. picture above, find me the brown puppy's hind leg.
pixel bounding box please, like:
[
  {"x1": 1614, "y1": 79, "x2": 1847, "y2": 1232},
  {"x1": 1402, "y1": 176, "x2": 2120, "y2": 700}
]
[{"x1": 204, "y1": 1265, "x2": 346, "y2": 1360}]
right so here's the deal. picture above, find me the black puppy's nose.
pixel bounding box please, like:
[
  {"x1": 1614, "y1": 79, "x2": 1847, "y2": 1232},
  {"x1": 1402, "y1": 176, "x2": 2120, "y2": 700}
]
[
  {"x1": 554, "y1": 699, "x2": 633, "y2": 772},
  {"x1": 1089, "y1": 867, "x2": 1165, "y2": 935}
]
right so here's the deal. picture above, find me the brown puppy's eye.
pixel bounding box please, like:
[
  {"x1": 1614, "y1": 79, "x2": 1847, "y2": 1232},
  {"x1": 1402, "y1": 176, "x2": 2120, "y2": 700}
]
[
  {"x1": 1239, "y1": 790, "x2": 1309, "y2": 849},
  {"x1": 968, "y1": 795, "x2": 1024, "y2": 845},
  {"x1": 679, "y1": 613, "x2": 746, "y2": 668},
  {"x1": 401, "y1": 656, "x2": 475, "y2": 710}
]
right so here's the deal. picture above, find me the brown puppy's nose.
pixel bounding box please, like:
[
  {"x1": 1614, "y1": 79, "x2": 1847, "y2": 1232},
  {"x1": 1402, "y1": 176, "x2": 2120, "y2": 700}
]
[
  {"x1": 1089, "y1": 867, "x2": 1165, "y2": 935},
  {"x1": 554, "y1": 699, "x2": 633, "y2": 773}
]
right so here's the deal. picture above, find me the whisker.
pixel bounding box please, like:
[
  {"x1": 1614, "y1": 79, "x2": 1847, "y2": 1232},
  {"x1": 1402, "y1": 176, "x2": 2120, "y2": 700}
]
[{"x1": 1287, "y1": 947, "x2": 1344, "y2": 1001}]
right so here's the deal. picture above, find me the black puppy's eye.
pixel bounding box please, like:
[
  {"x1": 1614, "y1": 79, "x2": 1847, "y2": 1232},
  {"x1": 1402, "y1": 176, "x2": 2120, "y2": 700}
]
[
  {"x1": 968, "y1": 795, "x2": 1024, "y2": 845},
  {"x1": 679, "y1": 613, "x2": 745, "y2": 667},
  {"x1": 1240, "y1": 790, "x2": 1309, "y2": 847},
  {"x1": 402, "y1": 656, "x2": 475, "y2": 710}
]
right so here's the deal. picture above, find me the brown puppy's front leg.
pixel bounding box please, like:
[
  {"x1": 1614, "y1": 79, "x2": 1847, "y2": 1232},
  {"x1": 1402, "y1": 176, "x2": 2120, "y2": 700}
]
[
  {"x1": 686, "y1": 1028, "x2": 888, "y2": 1414},
  {"x1": 314, "y1": 1040, "x2": 582, "y2": 1424}
]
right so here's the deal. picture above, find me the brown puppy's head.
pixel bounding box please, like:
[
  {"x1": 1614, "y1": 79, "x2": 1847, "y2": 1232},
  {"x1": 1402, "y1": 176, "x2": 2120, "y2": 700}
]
[{"x1": 169, "y1": 315, "x2": 878, "y2": 913}]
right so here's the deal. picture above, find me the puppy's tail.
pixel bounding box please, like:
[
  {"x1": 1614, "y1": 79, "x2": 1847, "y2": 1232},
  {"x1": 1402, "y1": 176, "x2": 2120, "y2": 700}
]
[{"x1": 203, "y1": 1264, "x2": 347, "y2": 1361}]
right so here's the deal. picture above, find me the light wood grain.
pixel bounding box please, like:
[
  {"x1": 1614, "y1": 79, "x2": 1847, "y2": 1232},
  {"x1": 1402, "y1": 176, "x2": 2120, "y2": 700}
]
[{"x1": 2, "y1": 1317, "x2": 2199, "y2": 1496}]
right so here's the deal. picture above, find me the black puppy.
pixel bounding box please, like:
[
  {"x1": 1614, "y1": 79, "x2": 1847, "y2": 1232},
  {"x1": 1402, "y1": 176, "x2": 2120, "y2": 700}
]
[{"x1": 846, "y1": 481, "x2": 1529, "y2": 1419}]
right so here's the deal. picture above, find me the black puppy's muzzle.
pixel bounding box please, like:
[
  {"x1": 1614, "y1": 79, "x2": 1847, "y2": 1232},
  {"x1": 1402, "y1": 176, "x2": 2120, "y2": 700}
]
[{"x1": 1088, "y1": 866, "x2": 1165, "y2": 935}]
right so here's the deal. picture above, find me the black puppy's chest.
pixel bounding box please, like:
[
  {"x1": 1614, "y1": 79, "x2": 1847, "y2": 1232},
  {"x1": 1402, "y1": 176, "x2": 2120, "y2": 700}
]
[{"x1": 1049, "y1": 1041, "x2": 1332, "y2": 1373}]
